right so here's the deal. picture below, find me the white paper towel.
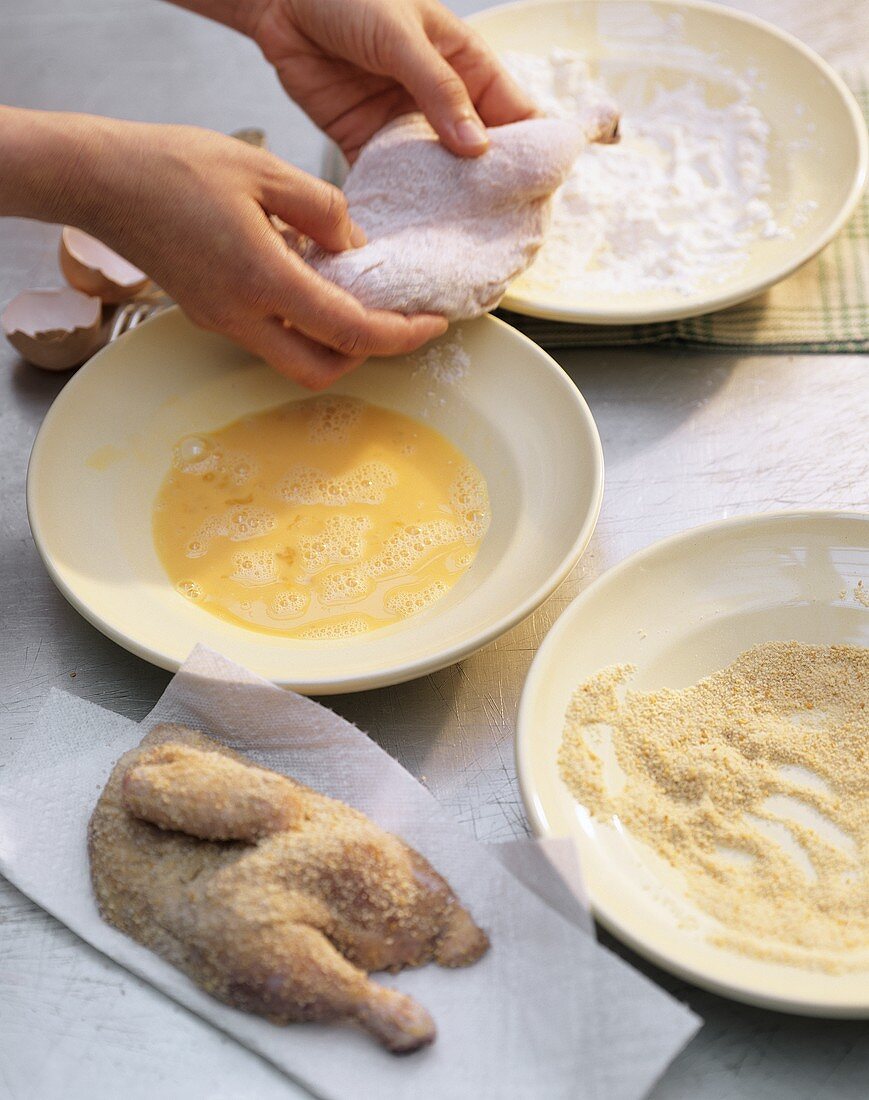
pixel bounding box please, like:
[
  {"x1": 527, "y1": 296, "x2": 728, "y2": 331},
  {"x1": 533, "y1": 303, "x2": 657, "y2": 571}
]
[{"x1": 0, "y1": 646, "x2": 698, "y2": 1100}]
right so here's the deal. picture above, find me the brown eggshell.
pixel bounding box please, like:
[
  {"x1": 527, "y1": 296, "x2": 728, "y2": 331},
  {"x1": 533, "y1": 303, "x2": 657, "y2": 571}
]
[
  {"x1": 2, "y1": 287, "x2": 102, "y2": 371},
  {"x1": 60, "y1": 226, "x2": 149, "y2": 303}
]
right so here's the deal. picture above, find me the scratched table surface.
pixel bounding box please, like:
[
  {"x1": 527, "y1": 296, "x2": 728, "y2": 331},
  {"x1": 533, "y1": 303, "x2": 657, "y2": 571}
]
[{"x1": 1, "y1": 0, "x2": 867, "y2": 1097}]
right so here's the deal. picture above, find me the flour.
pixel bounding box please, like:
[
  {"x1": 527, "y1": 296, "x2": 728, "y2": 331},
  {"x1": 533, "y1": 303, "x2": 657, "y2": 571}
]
[
  {"x1": 409, "y1": 329, "x2": 470, "y2": 386},
  {"x1": 503, "y1": 50, "x2": 788, "y2": 296}
]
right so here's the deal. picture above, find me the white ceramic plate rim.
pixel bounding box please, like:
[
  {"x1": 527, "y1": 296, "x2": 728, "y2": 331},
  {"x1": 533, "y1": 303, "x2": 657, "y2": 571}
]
[
  {"x1": 516, "y1": 509, "x2": 869, "y2": 1015},
  {"x1": 26, "y1": 310, "x2": 605, "y2": 692},
  {"x1": 470, "y1": 0, "x2": 869, "y2": 324}
]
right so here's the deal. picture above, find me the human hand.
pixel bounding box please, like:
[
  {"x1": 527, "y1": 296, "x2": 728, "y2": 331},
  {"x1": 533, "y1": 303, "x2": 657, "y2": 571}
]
[
  {"x1": 25, "y1": 115, "x2": 446, "y2": 388},
  {"x1": 186, "y1": 0, "x2": 538, "y2": 162}
]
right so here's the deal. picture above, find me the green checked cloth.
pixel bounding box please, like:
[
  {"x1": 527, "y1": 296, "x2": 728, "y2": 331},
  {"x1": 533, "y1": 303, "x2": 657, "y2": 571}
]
[{"x1": 498, "y1": 71, "x2": 868, "y2": 355}]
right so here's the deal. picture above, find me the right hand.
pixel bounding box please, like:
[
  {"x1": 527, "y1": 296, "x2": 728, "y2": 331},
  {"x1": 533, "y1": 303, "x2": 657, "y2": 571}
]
[
  {"x1": 56, "y1": 117, "x2": 448, "y2": 388},
  {"x1": 245, "y1": 0, "x2": 538, "y2": 161}
]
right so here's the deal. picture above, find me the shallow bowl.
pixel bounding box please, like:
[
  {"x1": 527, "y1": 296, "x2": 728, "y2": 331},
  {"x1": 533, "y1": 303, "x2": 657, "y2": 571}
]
[
  {"x1": 518, "y1": 511, "x2": 869, "y2": 1015},
  {"x1": 27, "y1": 309, "x2": 603, "y2": 693},
  {"x1": 470, "y1": 0, "x2": 868, "y2": 323}
]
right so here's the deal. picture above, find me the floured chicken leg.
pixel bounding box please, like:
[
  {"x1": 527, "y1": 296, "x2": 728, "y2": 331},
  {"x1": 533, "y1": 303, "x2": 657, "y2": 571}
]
[
  {"x1": 88, "y1": 725, "x2": 488, "y2": 1053},
  {"x1": 305, "y1": 105, "x2": 619, "y2": 320}
]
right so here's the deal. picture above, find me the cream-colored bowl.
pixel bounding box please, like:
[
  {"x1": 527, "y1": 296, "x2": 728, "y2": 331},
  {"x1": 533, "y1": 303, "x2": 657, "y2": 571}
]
[
  {"x1": 27, "y1": 309, "x2": 603, "y2": 693},
  {"x1": 469, "y1": 0, "x2": 868, "y2": 324},
  {"x1": 517, "y1": 511, "x2": 869, "y2": 1015}
]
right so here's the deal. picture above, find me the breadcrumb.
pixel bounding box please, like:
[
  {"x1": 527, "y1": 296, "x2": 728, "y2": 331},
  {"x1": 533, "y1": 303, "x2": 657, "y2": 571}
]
[{"x1": 559, "y1": 642, "x2": 869, "y2": 972}]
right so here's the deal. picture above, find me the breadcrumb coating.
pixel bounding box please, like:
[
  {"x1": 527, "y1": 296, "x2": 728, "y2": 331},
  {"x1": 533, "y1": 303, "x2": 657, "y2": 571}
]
[{"x1": 559, "y1": 642, "x2": 869, "y2": 972}]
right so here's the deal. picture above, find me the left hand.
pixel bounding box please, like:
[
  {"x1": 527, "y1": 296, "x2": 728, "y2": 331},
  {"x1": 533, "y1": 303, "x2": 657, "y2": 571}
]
[
  {"x1": 9, "y1": 112, "x2": 447, "y2": 388},
  {"x1": 225, "y1": 0, "x2": 538, "y2": 161}
]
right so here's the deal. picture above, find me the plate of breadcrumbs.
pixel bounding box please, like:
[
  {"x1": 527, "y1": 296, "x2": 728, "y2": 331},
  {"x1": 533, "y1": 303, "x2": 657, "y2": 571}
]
[{"x1": 517, "y1": 511, "x2": 869, "y2": 1016}]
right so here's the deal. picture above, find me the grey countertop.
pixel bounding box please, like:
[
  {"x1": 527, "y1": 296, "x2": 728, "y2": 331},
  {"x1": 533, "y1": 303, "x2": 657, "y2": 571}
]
[{"x1": 1, "y1": 1, "x2": 867, "y2": 1097}]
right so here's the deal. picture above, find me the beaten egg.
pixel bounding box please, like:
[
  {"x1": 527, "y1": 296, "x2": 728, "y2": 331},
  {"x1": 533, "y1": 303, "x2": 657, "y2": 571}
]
[{"x1": 153, "y1": 395, "x2": 490, "y2": 639}]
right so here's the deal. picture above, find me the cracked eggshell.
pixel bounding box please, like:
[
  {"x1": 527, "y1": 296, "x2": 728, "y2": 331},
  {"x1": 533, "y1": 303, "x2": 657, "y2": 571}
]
[
  {"x1": 60, "y1": 226, "x2": 149, "y2": 303},
  {"x1": 2, "y1": 287, "x2": 102, "y2": 370}
]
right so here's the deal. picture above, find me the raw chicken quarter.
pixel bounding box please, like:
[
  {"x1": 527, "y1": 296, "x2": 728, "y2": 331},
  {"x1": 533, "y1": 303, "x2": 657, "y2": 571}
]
[
  {"x1": 88, "y1": 724, "x2": 489, "y2": 1053},
  {"x1": 306, "y1": 108, "x2": 619, "y2": 320}
]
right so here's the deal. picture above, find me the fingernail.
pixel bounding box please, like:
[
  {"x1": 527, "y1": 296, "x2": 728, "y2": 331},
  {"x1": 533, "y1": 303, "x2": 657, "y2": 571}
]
[
  {"x1": 350, "y1": 222, "x2": 367, "y2": 248},
  {"x1": 454, "y1": 116, "x2": 488, "y2": 151}
]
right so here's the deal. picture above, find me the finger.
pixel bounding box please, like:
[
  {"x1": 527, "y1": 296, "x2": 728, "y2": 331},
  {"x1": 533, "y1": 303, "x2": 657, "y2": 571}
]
[
  {"x1": 439, "y1": 30, "x2": 540, "y2": 128},
  {"x1": 241, "y1": 316, "x2": 365, "y2": 391},
  {"x1": 260, "y1": 160, "x2": 366, "y2": 252},
  {"x1": 267, "y1": 253, "x2": 448, "y2": 359},
  {"x1": 388, "y1": 31, "x2": 490, "y2": 157}
]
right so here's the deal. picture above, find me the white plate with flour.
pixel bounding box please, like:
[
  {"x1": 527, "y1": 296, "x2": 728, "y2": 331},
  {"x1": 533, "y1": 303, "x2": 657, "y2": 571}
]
[
  {"x1": 517, "y1": 511, "x2": 869, "y2": 1016},
  {"x1": 470, "y1": 0, "x2": 868, "y2": 324}
]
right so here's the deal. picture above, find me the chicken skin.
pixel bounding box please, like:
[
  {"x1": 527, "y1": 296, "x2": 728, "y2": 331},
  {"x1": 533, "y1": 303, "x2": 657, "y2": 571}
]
[{"x1": 88, "y1": 724, "x2": 489, "y2": 1052}]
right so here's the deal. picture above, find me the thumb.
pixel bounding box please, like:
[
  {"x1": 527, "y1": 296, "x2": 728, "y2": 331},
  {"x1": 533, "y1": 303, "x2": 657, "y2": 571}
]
[{"x1": 392, "y1": 34, "x2": 489, "y2": 157}]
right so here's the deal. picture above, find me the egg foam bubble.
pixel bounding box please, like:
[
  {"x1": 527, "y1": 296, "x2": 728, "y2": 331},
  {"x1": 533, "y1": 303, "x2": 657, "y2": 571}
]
[
  {"x1": 278, "y1": 461, "x2": 397, "y2": 506},
  {"x1": 230, "y1": 548, "x2": 278, "y2": 587},
  {"x1": 384, "y1": 580, "x2": 449, "y2": 617},
  {"x1": 305, "y1": 394, "x2": 365, "y2": 443},
  {"x1": 152, "y1": 395, "x2": 490, "y2": 639}
]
